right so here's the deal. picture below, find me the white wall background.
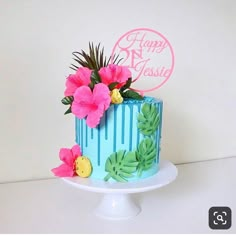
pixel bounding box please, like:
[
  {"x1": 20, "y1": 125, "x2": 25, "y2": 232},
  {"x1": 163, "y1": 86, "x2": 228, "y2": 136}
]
[{"x1": 0, "y1": 0, "x2": 235, "y2": 182}]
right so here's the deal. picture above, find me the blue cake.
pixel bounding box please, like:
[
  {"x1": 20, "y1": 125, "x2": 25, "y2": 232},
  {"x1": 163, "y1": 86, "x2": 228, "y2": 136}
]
[{"x1": 52, "y1": 43, "x2": 163, "y2": 183}]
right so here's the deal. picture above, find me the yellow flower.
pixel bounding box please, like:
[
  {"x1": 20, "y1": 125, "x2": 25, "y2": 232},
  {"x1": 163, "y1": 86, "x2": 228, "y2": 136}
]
[
  {"x1": 110, "y1": 89, "x2": 123, "y2": 104},
  {"x1": 75, "y1": 156, "x2": 92, "y2": 177}
]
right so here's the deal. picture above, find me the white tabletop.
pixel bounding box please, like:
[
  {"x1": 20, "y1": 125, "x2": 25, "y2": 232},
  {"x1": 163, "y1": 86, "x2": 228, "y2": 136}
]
[{"x1": 0, "y1": 157, "x2": 235, "y2": 233}]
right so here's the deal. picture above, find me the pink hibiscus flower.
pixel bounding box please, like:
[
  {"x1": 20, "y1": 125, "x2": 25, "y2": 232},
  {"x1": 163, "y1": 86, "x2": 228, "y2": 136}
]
[
  {"x1": 98, "y1": 64, "x2": 131, "y2": 87},
  {"x1": 64, "y1": 67, "x2": 92, "y2": 96},
  {"x1": 51, "y1": 144, "x2": 81, "y2": 177},
  {"x1": 72, "y1": 83, "x2": 111, "y2": 128}
]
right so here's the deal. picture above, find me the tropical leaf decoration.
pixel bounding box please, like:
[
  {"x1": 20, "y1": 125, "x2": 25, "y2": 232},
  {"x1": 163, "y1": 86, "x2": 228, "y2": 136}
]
[
  {"x1": 137, "y1": 103, "x2": 160, "y2": 136},
  {"x1": 88, "y1": 70, "x2": 101, "y2": 90},
  {"x1": 61, "y1": 96, "x2": 74, "y2": 115},
  {"x1": 121, "y1": 90, "x2": 143, "y2": 100},
  {"x1": 70, "y1": 42, "x2": 122, "y2": 71},
  {"x1": 61, "y1": 96, "x2": 74, "y2": 105},
  {"x1": 119, "y1": 78, "x2": 132, "y2": 92},
  {"x1": 136, "y1": 138, "x2": 157, "y2": 176},
  {"x1": 104, "y1": 150, "x2": 139, "y2": 182},
  {"x1": 119, "y1": 78, "x2": 143, "y2": 100}
]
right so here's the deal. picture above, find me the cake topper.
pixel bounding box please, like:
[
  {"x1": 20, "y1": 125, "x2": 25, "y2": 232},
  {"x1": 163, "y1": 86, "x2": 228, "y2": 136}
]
[{"x1": 112, "y1": 28, "x2": 175, "y2": 94}]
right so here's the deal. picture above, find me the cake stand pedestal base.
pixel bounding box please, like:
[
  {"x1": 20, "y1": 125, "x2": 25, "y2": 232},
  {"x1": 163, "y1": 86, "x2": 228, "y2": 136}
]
[
  {"x1": 63, "y1": 160, "x2": 177, "y2": 220},
  {"x1": 94, "y1": 193, "x2": 140, "y2": 220}
]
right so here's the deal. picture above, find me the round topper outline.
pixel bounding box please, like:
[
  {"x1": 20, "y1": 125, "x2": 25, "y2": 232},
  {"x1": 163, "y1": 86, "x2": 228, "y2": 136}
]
[{"x1": 111, "y1": 28, "x2": 175, "y2": 93}]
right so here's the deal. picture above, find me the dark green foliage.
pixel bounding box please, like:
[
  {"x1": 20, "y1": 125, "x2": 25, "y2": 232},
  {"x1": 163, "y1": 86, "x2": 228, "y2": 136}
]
[{"x1": 70, "y1": 42, "x2": 122, "y2": 71}]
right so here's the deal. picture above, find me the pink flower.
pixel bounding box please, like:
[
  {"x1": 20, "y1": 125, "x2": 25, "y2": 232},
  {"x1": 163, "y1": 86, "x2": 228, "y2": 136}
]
[
  {"x1": 98, "y1": 64, "x2": 131, "y2": 87},
  {"x1": 64, "y1": 67, "x2": 92, "y2": 96},
  {"x1": 72, "y1": 83, "x2": 111, "y2": 128},
  {"x1": 51, "y1": 145, "x2": 81, "y2": 177}
]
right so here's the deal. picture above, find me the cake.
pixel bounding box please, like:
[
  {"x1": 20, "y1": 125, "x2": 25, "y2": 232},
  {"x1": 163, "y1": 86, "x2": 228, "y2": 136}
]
[{"x1": 52, "y1": 43, "x2": 163, "y2": 182}]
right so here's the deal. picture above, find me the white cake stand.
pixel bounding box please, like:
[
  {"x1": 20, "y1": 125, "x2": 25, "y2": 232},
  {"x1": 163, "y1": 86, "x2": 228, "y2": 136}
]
[{"x1": 63, "y1": 160, "x2": 177, "y2": 220}]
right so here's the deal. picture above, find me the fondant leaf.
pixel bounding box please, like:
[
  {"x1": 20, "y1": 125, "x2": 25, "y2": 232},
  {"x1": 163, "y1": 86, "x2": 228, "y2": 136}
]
[
  {"x1": 137, "y1": 113, "x2": 146, "y2": 122},
  {"x1": 137, "y1": 103, "x2": 160, "y2": 136},
  {"x1": 136, "y1": 138, "x2": 157, "y2": 176},
  {"x1": 104, "y1": 150, "x2": 139, "y2": 182},
  {"x1": 124, "y1": 162, "x2": 139, "y2": 167},
  {"x1": 142, "y1": 103, "x2": 150, "y2": 115},
  {"x1": 120, "y1": 172, "x2": 133, "y2": 178}
]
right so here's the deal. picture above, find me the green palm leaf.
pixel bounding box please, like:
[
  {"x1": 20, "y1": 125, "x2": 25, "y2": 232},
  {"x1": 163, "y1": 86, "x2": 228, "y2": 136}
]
[
  {"x1": 104, "y1": 150, "x2": 139, "y2": 182},
  {"x1": 61, "y1": 96, "x2": 74, "y2": 105},
  {"x1": 137, "y1": 103, "x2": 160, "y2": 136},
  {"x1": 71, "y1": 42, "x2": 122, "y2": 71},
  {"x1": 136, "y1": 138, "x2": 157, "y2": 176},
  {"x1": 61, "y1": 96, "x2": 74, "y2": 115}
]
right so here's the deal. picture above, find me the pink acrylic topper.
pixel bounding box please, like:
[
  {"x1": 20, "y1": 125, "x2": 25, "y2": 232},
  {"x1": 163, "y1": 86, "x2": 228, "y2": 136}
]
[{"x1": 111, "y1": 28, "x2": 175, "y2": 93}]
